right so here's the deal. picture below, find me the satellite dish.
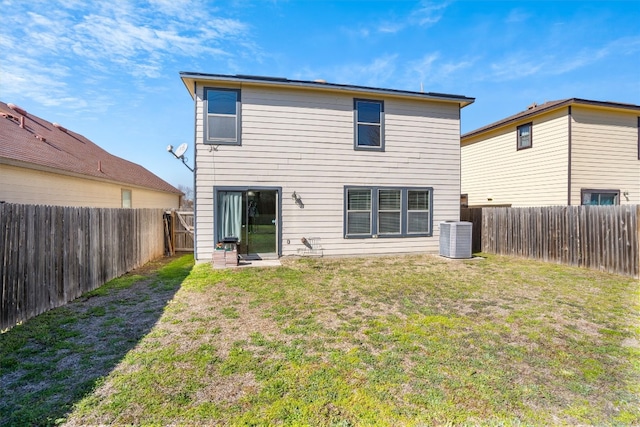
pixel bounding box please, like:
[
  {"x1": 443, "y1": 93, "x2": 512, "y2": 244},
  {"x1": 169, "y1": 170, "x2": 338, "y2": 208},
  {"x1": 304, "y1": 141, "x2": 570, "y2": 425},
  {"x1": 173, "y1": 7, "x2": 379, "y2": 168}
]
[{"x1": 174, "y1": 143, "x2": 188, "y2": 158}]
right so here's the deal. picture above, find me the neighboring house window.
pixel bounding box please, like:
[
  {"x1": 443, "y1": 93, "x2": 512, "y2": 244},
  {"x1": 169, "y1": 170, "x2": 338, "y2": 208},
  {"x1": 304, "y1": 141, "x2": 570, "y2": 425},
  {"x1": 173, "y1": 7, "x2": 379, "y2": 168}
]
[
  {"x1": 581, "y1": 189, "x2": 620, "y2": 206},
  {"x1": 205, "y1": 88, "x2": 241, "y2": 145},
  {"x1": 354, "y1": 99, "x2": 384, "y2": 151},
  {"x1": 122, "y1": 189, "x2": 132, "y2": 208},
  {"x1": 344, "y1": 186, "x2": 432, "y2": 238},
  {"x1": 517, "y1": 122, "x2": 532, "y2": 150}
]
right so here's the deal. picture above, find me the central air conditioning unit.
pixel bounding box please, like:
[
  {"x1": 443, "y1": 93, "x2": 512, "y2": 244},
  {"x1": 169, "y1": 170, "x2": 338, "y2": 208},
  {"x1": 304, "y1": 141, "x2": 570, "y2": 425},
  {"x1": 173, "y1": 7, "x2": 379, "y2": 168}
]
[{"x1": 439, "y1": 221, "x2": 472, "y2": 259}]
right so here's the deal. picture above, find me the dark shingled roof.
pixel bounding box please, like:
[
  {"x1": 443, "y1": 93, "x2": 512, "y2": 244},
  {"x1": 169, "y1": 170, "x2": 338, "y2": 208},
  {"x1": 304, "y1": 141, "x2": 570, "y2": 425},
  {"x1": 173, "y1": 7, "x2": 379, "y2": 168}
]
[
  {"x1": 462, "y1": 98, "x2": 640, "y2": 140},
  {"x1": 0, "y1": 101, "x2": 181, "y2": 195}
]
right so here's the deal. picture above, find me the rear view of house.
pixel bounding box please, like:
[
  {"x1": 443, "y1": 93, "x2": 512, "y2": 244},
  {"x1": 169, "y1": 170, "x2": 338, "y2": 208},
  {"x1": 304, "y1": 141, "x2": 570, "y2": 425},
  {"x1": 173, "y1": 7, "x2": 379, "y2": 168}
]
[
  {"x1": 180, "y1": 73, "x2": 474, "y2": 262},
  {"x1": 0, "y1": 101, "x2": 182, "y2": 208},
  {"x1": 461, "y1": 99, "x2": 640, "y2": 207}
]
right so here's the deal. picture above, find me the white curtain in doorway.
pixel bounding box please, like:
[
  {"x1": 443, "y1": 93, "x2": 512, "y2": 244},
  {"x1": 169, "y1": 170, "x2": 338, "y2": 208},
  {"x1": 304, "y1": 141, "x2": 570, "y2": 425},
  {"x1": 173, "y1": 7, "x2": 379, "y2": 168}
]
[{"x1": 218, "y1": 191, "x2": 243, "y2": 242}]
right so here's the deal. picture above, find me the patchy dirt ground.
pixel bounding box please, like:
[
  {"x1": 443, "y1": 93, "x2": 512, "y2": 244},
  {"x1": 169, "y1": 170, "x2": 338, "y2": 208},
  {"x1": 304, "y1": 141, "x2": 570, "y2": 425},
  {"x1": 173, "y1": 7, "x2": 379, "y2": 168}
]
[{"x1": 0, "y1": 255, "x2": 188, "y2": 426}]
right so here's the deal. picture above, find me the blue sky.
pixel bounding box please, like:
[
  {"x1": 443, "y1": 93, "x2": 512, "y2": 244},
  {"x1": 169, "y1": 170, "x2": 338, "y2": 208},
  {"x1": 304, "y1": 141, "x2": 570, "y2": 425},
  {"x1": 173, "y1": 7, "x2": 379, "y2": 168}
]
[{"x1": 1, "y1": 0, "x2": 639, "y2": 191}]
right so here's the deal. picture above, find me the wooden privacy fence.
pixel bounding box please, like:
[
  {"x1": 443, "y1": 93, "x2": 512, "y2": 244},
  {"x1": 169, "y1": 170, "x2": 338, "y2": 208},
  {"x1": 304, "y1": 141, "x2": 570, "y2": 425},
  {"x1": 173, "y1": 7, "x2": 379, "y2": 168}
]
[
  {"x1": 1, "y1": 204, "x2": 165, "y2": 331},
  {"x1": 462, "y1": 205, "x2": 639, "y2": 278}
]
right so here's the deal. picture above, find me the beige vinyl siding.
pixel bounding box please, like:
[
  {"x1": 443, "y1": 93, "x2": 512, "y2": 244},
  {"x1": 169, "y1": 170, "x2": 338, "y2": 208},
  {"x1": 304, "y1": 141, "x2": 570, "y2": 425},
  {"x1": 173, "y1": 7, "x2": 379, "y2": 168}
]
[
  {"x1": 570, "y1": 107, "x2": 640, "y2": 205},
  {"x1": 194, "y1": 84, "x2": 462, "y2": 261},
  {"x1": 461, "y1": 109, "x2": 569, "y2": 207},
  {"x1": 0, "y1": 163, "x2": 180, "y2": 208}
]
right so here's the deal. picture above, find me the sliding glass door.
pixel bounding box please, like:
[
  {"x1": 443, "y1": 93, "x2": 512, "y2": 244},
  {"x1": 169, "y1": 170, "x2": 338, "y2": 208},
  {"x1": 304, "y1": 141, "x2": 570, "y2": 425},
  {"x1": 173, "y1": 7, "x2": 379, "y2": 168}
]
[{"x1": 216, "y1": 189, "x2": 278, "y2": 258}]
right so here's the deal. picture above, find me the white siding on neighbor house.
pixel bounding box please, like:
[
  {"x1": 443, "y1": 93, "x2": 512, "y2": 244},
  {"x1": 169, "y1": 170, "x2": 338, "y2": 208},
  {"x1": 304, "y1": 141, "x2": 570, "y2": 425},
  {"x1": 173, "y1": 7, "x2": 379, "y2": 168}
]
[
  {"x1": 570, "y1": 107, "x2": 640, "y2": 205},
  {"x1": 461, "y1": 108, "x2": 569, "y2": 207},
  {"x1": 193, "y1": 84, "x2": 462, "y2": 261},
  {"x1": 0, "y1": 163, "x2": 180, "y2": 209}
]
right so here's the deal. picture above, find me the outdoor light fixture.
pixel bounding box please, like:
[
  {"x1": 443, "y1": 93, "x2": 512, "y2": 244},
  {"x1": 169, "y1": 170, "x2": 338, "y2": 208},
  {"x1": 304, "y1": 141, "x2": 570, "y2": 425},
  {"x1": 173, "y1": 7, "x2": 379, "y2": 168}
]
[{"x1": 167, "y1": 143, "x2": 194, "y2": 172}]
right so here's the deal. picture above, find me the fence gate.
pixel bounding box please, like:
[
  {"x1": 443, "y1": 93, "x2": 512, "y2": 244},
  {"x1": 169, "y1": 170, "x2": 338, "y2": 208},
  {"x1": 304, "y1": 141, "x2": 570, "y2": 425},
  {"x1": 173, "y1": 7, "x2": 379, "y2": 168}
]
[{"x1": 165, "y1": 210, "x2": 194, "y2": 253}]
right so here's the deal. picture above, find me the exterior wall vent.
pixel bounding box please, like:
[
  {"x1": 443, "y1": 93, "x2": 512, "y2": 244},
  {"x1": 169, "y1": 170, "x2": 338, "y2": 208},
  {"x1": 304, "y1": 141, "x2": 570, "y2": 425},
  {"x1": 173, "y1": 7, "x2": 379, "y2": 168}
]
[
  {"x1": 7, "y1": 103, "x2": 27, "y2": 116},
  {"x1": 53, "y1": 122, "x2": 68, "y2": 133},
  {"x1": 439, "y1": 221, "x2": 473, "y2": 259}
]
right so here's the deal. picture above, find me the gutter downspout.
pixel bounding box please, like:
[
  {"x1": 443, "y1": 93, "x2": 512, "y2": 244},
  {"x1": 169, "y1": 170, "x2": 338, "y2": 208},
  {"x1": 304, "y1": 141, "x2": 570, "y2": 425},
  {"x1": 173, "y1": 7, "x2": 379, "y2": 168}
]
[
  {"x1": 192, "y1": 81, "x2": 198, "y2": 261},
  {"x1": 567, "y1": 106, "x2": 572, "y2": 205}
]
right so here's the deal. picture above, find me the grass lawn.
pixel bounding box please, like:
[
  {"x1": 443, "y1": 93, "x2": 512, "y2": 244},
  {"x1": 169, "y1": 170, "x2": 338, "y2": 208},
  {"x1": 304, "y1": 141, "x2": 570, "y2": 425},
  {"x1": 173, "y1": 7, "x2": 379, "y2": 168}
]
[{"x1": 1, "y1": 253, "x2": 638, "y2": 426}]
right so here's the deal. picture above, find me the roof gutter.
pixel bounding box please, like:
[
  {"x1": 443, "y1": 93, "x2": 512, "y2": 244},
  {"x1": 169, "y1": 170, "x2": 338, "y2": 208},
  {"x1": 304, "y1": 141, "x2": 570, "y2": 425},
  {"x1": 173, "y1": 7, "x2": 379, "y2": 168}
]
[
  {"x1": 462, "y1": 98, "x2": 640, "y2": 141},
  {"x1": 462, "y1": 100, "x2": 574, "y2": 141},
  {"x1": 180, "y1": 72, "x2": 475, "y2": 108},
  {"x1": 567, "y1": 106, "x2": 572, "y2": 205}
]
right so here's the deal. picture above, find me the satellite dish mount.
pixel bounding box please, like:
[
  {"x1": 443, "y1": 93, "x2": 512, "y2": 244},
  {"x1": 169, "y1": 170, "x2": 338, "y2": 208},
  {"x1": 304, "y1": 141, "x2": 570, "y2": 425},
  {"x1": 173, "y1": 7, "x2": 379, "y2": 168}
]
[{"x1": 167, "y1": 143, "x2": 194, "y2": 172}]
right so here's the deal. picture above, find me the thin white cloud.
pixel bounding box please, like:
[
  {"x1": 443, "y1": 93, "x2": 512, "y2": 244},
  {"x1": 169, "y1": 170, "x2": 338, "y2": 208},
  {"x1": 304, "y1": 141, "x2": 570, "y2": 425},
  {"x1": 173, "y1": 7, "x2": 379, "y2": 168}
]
[
  {"x1": 376, "y1": 0, "x2": 451, "y2": 35},
  {"x1": 336, "y1": 55, "x2": 399, "y2": 88},
  {"x1": 405, "y1": 52, "x2": 475, "y2": 89},
  {"x1": 0, "y1": 0, "x2": 253, "y2": 106},
  {"x1": 505, "y1": 9, "x2": 531, "y2": 24},
  {"x1": 378, "y1": 21, "x2": 405, "y2": 34},
  {"x1": 148, "y1": 0, "x2": 211, "y2": 21},
  {"x1": 296, "y1": 55, "x2": 399, "y2": 89},
  {"x1": 486, "y1": 35, "x2": 640, "y2": 82},
  {"x1": 410, "y1": 0, "x2": 451, "y2": 27},
  {"x1": 0, "y1": 55, "x2": 81, "y2": 107},
  {"x1": 489, "y1": 55, "x2": 544, "y2": 81}
]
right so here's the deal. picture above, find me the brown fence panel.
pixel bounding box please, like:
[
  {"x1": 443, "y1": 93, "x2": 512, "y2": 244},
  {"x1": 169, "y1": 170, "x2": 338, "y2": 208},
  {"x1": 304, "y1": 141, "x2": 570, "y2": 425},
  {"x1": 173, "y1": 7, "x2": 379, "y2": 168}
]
[
  {"x1": 475, "y1": 205, "x2": 639, "y2": 278},
  {"x1": 460, "y1": 208, "x2": 482, "y2": 253},
  {"x1": 0, "y1": 204, "x2": 165, "y2": 331}
]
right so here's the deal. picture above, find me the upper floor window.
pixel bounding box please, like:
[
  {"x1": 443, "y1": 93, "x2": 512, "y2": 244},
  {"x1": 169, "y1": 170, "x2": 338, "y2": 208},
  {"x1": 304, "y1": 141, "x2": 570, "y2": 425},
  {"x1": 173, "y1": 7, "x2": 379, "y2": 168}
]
[
  {"x1": 581, "y1": 189, "x2": 620, "y2": 206},
  {"x1": 354, "y1": 99, "x2": 384, "y2": 151},
  {"x1": 344, "y1": 186, "x2": 432, "y2": 238},
  {"x1": 517, "y1": 122, "x2": 532, "y2": 150},
  {"x1": 205, "y1": 88, "x2": 241, "y2": 145}
]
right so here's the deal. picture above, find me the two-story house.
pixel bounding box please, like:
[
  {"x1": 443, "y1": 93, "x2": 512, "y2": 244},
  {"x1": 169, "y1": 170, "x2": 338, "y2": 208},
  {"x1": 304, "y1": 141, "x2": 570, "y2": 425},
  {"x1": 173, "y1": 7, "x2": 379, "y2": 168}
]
[
  {"x1": 461, "y1": 99, "x2": 640, "y2": 207},
  {"x1": 180, "y1": 73, "x2": 474, "y2": 262}
]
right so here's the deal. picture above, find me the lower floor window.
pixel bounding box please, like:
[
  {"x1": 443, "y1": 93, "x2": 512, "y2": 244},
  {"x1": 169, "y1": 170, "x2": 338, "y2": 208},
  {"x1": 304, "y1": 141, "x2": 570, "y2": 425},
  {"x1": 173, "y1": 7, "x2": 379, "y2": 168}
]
[
  {"x1": 581, "y1": 189, "x2": 620, "y2": 205},
  {"x1": 121, "y1": 189, "x2": 132, "y2": 208},
  {"x1": 345, "y1": 186, "x2": 432, "y2": 238}
]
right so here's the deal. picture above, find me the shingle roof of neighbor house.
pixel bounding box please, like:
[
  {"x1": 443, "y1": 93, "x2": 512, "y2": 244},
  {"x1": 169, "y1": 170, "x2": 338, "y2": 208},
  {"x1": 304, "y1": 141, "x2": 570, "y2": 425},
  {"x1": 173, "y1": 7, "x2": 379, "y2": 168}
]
[
  {"x1": 462, "y1": 98, "x2": 640, "y2": 140},
  {"x1": 179, "y1": 72, "x2": 475, "y2": 107},
  {"x1": 0, "y1": 101, "x2": 182, "y2": 195}
]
